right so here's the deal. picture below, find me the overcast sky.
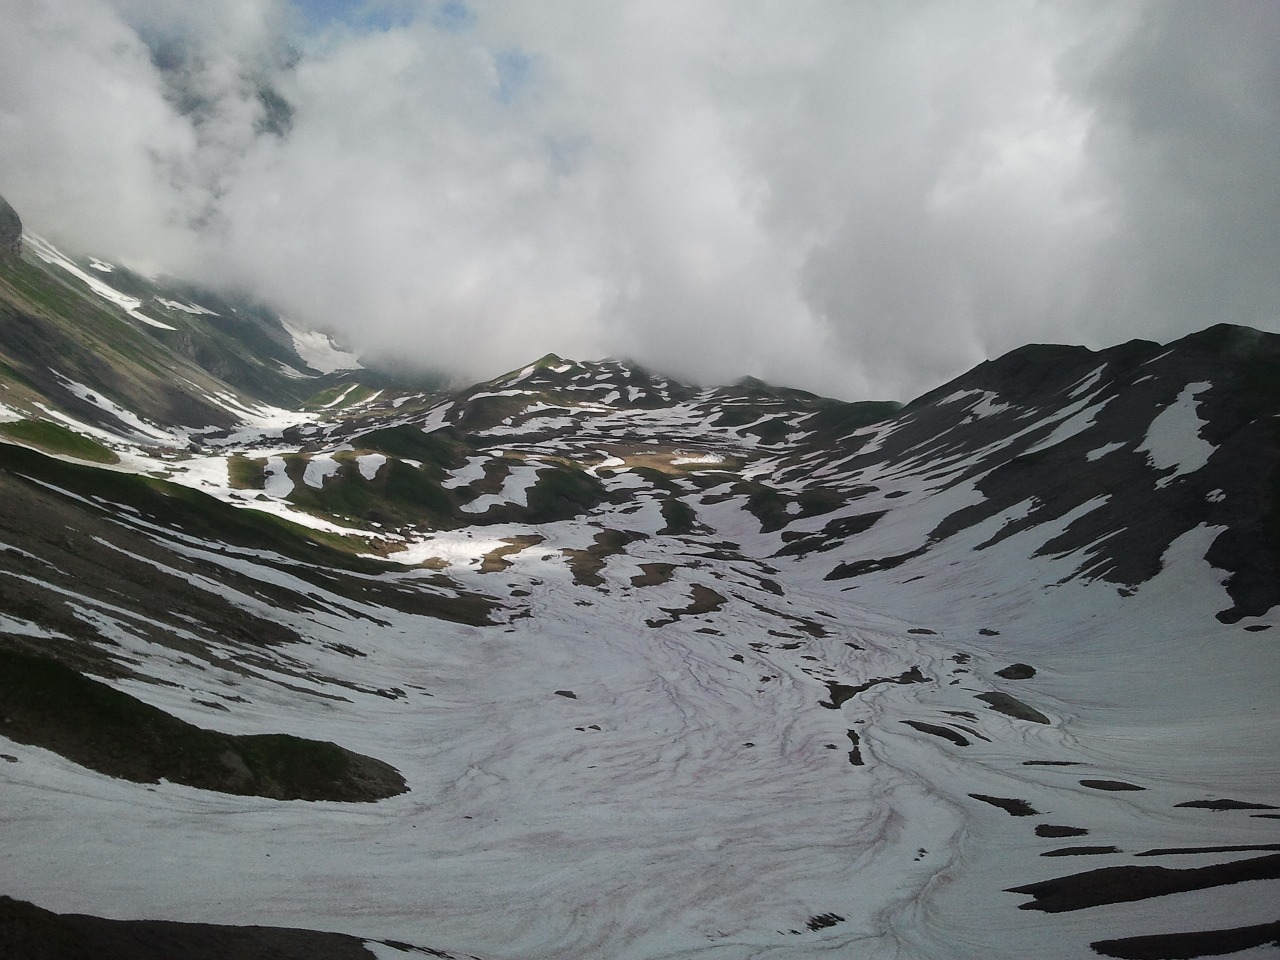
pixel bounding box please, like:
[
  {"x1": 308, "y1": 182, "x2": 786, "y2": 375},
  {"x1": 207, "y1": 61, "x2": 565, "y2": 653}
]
[{"x1": 2, "y1": 1, "x2": 1277, "y2": 400}]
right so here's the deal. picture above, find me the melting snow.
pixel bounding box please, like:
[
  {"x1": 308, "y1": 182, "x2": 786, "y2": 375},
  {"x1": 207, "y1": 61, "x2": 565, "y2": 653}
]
[
  {"x1": 0, "y1": 612, "x2": 66, "y2": 638},
  {"x1": 1021, "y1": 393, "x2": 1112, "y2": 457},
  {"x1": 27, "y1": 235, "x2": 176, "y2": 330},
  {"x1": 443, "y1": 455, "x2": 491, "y2": 489},
  {"x1": 263, "y1": 457, "x2": 293, "y2": 497},
  {"x1": 1086, "y1": 441, "x2": 1127, "y2": 462},
  {"x1": 320, "y1": 385, "x2": 360, "y2": 409},
  {"x1": 418, "y1": 402, "x2": 453, "y2": 434},
  {"x1": 155, "y1": 298, "x2": 218, "y2": 317},
  {"x1": 304, "y1": 454, "x2": 340, "y2": 489},
  {"x1": 460, "y1": 464, "x2": 542, "y2": 513},
  {"x1": 50, "y1": 371, "x2": 180, "y2": 444},
  {"x1": 281, "y1": 319, "x2": 363, "y2": 374},
  {"x1": 1139, "y1": 382, "x2": 1215, "y2": 487},
  {"x1": 1067, "y1": 364, "x2": 1107, "y2": 399},
  {"x1": 357, "y1": 454, "x2": 387, "y2": 481}
]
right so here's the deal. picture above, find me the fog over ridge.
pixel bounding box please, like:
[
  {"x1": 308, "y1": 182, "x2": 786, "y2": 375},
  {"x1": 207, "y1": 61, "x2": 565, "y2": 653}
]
[{"x1": 2, "y1": 0, "x2": 1276, "y2": 401}]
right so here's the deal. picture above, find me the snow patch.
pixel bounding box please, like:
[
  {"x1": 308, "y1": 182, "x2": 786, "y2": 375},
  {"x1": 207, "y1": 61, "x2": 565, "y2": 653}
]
[
  {"x1": 461, "y1": 464, "x2": 542, "y2": 513},
  {"x1": 418, "y1": 402, "x2": 453, "y2": 434},
  {"x1": 1086, "y1": 441, "x2": 1126, "y2": 462},
  {"x1": 672, "y1": 452, "x2": 724, "y2": 466},
  {"x1": 0, "y1": 613, "x2": 67, "y2": 639},
  {"x1": 281, "y1": 319, "x2": 363, "y2": 374},
  {"x1": 357, "y1": 454, "x2": 387, "y2": 481},
  {"x1": 263, "y1": 457, "x2": 293, "y2": 498},
  {"x1": 1139, "y1": 382, "x2": 1215, "y2": 487},
  {"x1": 27, "y1": 235, "x2": 176, "y2": 330},
  {"x1": 320, "y1": 385, "x2": 359, "y2": 409},
  {"x1": 1067, "y1": 364, "x2": 1107, "y2": 399},
  {"x1": 304, "y1": 454, "x2": 340, "y2": 489},
  {"x1": 155, "y1": 298, "x2": 218, "y2": 317}
]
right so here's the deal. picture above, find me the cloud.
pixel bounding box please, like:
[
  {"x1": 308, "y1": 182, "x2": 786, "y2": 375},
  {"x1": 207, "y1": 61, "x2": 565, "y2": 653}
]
[
  {"x1": 1, "y1": 0, "x2": 1275, "y2": 400},
  {"x1": 1068, "y1": 1, "x2": 1280, "y2": 340}
]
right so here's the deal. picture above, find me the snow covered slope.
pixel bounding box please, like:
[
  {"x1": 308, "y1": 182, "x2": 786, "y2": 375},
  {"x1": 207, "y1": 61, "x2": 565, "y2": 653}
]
[{"x1": 1, "y1": 232, "x2": 1278, "y2": 959}]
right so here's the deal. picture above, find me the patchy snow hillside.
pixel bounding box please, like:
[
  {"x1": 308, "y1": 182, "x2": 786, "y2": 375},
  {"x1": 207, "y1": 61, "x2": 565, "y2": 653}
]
[{"x1": 2, "y1": 229, "x2": 1280, "y2": 958}]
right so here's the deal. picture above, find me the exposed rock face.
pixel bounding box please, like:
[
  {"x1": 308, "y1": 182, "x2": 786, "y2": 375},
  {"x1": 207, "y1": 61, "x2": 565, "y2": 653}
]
[{"x1": 0, "y1": 193, "x2": 21, "y2": 257}]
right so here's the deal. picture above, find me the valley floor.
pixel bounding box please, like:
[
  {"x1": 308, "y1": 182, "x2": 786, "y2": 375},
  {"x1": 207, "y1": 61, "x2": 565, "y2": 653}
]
[{"x1": 4, "y1": 481, "x2": 1278, "y2": 959}]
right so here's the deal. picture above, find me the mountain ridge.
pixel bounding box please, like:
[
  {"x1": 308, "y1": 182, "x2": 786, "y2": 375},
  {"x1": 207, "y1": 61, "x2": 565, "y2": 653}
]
[{"x1": 1, "y1": 208, "x2": 1278, "y2": 959}]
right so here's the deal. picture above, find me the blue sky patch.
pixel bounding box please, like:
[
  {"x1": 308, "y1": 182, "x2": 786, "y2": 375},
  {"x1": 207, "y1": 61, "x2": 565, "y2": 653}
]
[{"x1": 494, "y1": 48, "x2": 533, "y2": 103}]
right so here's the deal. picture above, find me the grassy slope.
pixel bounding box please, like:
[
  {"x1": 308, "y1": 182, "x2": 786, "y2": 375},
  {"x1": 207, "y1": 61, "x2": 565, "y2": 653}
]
[{"x1": 0, "y1": 420, "x2": 118, "y2": 463}]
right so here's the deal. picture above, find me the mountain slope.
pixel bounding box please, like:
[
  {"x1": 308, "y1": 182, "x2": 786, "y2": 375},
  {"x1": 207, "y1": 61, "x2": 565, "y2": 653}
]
[{"x1": 1, "y1": 218, "x2": 1277, "y2": 959}]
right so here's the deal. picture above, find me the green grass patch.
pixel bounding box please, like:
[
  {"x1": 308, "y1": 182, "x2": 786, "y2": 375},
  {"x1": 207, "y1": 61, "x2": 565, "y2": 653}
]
[
  {"x1": 0, "y1": 646, "x2": 407, "y2": 801},
  {"x1": 796, "y1": 487, "x2": 850, "y2": 518},
  {"x1": 523, "y1": 463, "x2": 605, "y2": 523},
  {"x1": 227, "y1": 454, "x2": 265, "y2": 490},
  {"x1": 631, "y1": 466, "x2": 681, "y2": 492},
  {"x1": 353, "y1": 425, "x2": 465, "y2": 471},
  {"x1": 0, "y1": 443, "x2": 376, "y2": 569},
  {"x1": 453, "y1": 393, "x2": 532, "y2": 432},
  {"x1": 806, "y1": 400, "x2": 903, "y2": 436},
  {"x1": 285, "y1": 454, "x2": 462, "y2": 530},
  {"x1": 0, "y1": 419, "x2": 118, "y2": 463},
  {"x1": 302, "y1": 382, "x2": 370, "y2": 410}
]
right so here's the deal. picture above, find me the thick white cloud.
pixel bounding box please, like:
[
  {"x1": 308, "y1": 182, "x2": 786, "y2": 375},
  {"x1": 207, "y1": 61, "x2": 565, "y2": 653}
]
[{"x1": 1, "y1": 0, "x2": 1275, "y2": 400}]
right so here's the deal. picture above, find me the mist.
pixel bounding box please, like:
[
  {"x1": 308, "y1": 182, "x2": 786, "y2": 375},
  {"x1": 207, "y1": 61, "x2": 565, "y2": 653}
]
[{"x1": 2, "y1": 0, "x2": 1276, "y2": 401}]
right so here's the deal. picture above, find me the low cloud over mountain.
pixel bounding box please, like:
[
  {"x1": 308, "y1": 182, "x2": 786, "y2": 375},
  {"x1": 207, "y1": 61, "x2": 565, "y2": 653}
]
[{"x1": 3, "y1": 1, "x2": 1277, "y2": 399}]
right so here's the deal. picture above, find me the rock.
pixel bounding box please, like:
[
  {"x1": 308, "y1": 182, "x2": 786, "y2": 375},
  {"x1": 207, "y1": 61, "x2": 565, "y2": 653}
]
[
  {"x1": 996, "y1": 662, "x2": 1036, "y2": 680},
  {"x1": 0, "y1": 194, "x2": 22, "y2": 257}
]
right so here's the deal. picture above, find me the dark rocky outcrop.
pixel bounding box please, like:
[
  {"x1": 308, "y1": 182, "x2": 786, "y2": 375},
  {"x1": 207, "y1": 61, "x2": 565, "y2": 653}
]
[
  {"x1": 0, "y1": 646, "x2": 408, "y2": 802},
  {"x1": 0, "y1": 193, "x2": 21, "y2": 257},
  {"x1": 0, "y1": 896, "x2": 478, "y2": 960}
]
